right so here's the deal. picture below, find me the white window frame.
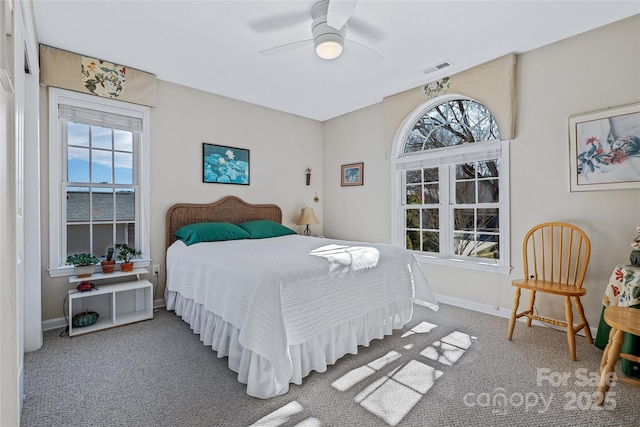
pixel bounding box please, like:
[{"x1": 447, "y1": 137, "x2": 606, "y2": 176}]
[
  {"x1": 391, "y1": 94, "x2": 511, "y2": 274},
  {"x1": 48, "y1": 87, "x2": 151, "y2": 277}
]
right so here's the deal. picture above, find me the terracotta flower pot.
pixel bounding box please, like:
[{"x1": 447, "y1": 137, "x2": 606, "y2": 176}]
[
  {"x1": 121, "y1": 262, "x2": 134, "y2": 272},
  {"x1": 101, "y1": 260, "x2": 116, "y2": 274}
]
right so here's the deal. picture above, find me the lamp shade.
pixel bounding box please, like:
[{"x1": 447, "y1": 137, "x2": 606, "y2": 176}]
[{"x1": 296, "y1": 207, "x2": 319, "y2": 226}]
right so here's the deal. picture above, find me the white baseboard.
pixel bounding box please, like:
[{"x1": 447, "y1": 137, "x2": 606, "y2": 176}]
[
  {"x1": 434, "y1": 293, "x2": 599, "y2": 338},
  {"x1": 44, "y1": 294, "x2": 597, "y2": 338},
  {"x1": 42, "y1": 317, "x2": 67, "y2": 332},
  {"x1": 43, "y1": 298, "x2": 166, "y2": 332}
]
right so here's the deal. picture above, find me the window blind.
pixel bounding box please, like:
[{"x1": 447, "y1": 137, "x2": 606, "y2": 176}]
[
  {"x1": 395, "y1": 141, "x2": 503, "y2": 170},
  {"x1": 58, "y1": 104, "x2": 142, "y2": 132}
]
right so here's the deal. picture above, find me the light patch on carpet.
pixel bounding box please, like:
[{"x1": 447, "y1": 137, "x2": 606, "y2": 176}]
[
  {"x1": 392, "y1": 360, "x2": 443, "y2": 394},
  {"x1": 442, "y1": 331, "x2": 475, "y2": 349},
  {"x1": 401, "y1": 321, "x2": 438, "y2": 338},
  {"x1": 333, "y1": 327, "x2": 475, "y2": 426},
  {"x1": 249, "y1": 401, "x2": 303, "y2": 427},
  {"x1": 354, "y1": 361, "x2": 442, "y2": 426},
  {"x1": 294, "y1": 417, "x2": 321, "y2": 426},
  {"x1": 420, "y1": 331, "x2": 476, "y2": 366},
  {"x1": 331, "y1": 351, "x2": 401, "y2": 391}
]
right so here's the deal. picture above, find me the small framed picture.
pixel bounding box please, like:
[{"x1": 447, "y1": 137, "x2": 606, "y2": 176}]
[
  {"x1": 203, "y1": 143, "x2": 250, "y2": 185},
  {"x1": 341, "y1": 162, "x2": 364, "y2": 187}
]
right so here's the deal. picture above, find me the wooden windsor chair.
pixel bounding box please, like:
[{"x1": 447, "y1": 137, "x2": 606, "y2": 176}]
[{"x1": 507, "y1": 222, "x2": 592, "y2": 361}]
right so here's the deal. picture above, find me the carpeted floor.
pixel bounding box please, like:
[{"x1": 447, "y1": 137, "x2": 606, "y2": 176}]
[{"x1": 20, "y1": 303, "x2": 640, "y2": 427}]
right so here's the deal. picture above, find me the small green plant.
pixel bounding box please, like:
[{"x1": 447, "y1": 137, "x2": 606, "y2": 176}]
[
  {"x1": 105, "y1": 247, "x2": 114, "y2": 261},
  {"x1": 114, "y1": 243, "x2": 142, "y2": 263},
  {"x1": 66, "y1": 253, "x2": 100, "y2": 267}
]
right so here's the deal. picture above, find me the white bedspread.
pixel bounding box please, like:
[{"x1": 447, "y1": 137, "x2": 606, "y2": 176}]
[{"x1": 166, "y1": 235, "x2": 437, "y2": 396}]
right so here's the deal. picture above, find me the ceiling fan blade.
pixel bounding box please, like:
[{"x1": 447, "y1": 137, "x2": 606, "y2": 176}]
[
  {"x1": 347, "y1": 16, "x2": 384, "y2": 41},
  {"x1": 327, "y1": 0, "x2": 359, "y2": 30},
  {"x1": 259, "y1": 39, "x2": 313, "y2": 56},
  {"x1": 249, "y1": 11, "x2": 309, "y2": 33},
  {"x1": 344, "y1": 39, "x2": 383, "y2": 67}
]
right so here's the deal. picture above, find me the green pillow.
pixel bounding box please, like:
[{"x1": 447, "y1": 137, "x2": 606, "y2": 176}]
[
  {"x1": 175, "y1": 222, "x2": 250, "y2": 245},
  {"x1": 237, "y1": 220, "x2": 297, "y2": 239}
]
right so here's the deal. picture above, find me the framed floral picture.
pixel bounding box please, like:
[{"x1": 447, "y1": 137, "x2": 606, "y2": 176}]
[
  {"x1": 569, "y1": 103, "x2": 640, "y2": 192},
  {"x1": 341, "y1": 162, "x2": 364, "y2": 187},
  {"x1": 203, "y1": 143, "x2": 250, "y2": 185}
]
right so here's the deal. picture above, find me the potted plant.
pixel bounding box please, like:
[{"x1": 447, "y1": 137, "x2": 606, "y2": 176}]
[
  {"x1": 66, "y1": 253, "x2": 100, "y2": 278},
  {"x1": 115, "y1": 243, "x2": 142, "y2": 272},
  {"x1": 101, "y1": 247, "x2": 116, "y2": 273}
]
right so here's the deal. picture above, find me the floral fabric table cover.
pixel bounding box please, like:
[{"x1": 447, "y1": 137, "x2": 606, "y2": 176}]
[
  {"x1": 595, "y1": 264, "x2": 640, "y2": 378},
  {"x1": 602, "y1": 264, "x2": 640, "y2": 308}
]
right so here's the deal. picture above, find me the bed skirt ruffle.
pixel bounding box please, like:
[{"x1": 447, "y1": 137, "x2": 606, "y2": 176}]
[{"x1": 165, "y1": 290, "x2": 413, "y2": 399}]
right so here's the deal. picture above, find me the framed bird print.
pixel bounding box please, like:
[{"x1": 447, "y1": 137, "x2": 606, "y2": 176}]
[{"x1": 569, "y1": 103, "x2": 640, "y2": 192}]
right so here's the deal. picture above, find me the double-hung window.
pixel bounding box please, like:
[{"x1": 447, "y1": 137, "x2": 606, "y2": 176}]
[
  {"x1": 48, "y1": 88, "x2": 150, "y2": 276},
  {"x1": 392, "y1": 95, "x2": 510, "y2": 273}
]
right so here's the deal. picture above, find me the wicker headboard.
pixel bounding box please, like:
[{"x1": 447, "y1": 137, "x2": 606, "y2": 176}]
[{"x1": 165, "y1": 196, "x2": 283, "y2": 248}]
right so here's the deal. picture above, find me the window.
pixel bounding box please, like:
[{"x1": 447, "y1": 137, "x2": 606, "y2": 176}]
[
  {"x1": 48, "y1": 88, "x2": 150, "y2": 276},
  {"x1": 392, "y1": 95, "x2": 510, "y2": 273}
]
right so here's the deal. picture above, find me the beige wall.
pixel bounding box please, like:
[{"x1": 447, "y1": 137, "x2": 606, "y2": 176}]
[
  {"x1": 40, "y1": 80, "x2": 324, "y2": 321},
  {"x1": 509, "y1": 14, "x2": 640, "y2": 323},
  {"x1": 323, "y1": 15, "x2": 640, "y2": 329},
  {"x1": 323, "y1": 102, "x2": 389, "y2": 243}
]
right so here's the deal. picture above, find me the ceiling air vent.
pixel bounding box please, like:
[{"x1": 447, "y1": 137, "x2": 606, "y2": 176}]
[{"x1": 420, "y1": 60, "x2": 452, "y2": 75}]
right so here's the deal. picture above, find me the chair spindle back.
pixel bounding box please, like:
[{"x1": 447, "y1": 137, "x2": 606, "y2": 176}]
[{"x1": 522, "y1": 222, "x2": 591, "y2": 288}]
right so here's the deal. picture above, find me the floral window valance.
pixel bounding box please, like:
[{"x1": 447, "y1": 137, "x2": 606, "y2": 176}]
[{"x1": 40, "y1": 45, "x2": 157, "y2": 107}]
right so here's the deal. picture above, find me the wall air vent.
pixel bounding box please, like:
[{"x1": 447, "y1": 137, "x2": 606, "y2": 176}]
[{"x1": 420, "y1": 60, "x2": 452, "y2": 75}]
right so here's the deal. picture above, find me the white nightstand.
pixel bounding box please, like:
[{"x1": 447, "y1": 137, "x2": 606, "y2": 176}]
[{"x1": 67, "y1": 268, "x2": 153, "y2": 336}]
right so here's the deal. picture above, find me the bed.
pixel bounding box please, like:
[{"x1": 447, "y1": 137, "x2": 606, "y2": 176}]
[{"x1": 164, "y1": 196, "x2": 438, "y2": 398}]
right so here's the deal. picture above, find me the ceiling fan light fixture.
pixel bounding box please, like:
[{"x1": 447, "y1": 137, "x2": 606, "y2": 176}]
[{"x1": 315, "y1": 33, "x2": 343, "y2": 59}]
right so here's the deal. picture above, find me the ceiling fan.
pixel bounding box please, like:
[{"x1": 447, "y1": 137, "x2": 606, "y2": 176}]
[{"x1": 253, "y1": 0, "x2": 384, "y2": 67}]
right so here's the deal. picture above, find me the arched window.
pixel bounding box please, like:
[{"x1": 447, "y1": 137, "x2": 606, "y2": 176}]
[{"x1": 391, "y1": 95, "x2": 510, "y2": 273}]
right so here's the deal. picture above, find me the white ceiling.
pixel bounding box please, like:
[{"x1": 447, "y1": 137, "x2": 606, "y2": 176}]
[{"x1": 32, "y1": 1, "x2": 639, "y2": 121}]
